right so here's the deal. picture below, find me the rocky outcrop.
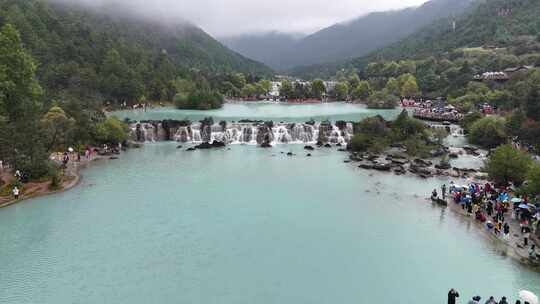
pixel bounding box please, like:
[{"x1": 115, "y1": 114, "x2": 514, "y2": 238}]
[
  {"x1": 194, "y1": 141, "x2": 226, "y2": 149},
  {"x1": 317, "y1": 120, "x2": 333, "y2": 145},
  {"x1": 257, "y1": 121, "x2": 274, "y2": 147},
  {"x1": 199, "y1": 117, "x2": 214, "y2": 143}
]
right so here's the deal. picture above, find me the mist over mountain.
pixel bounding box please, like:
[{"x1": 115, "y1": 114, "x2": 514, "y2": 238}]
[
  {"x1": 221, "y1": 32, "x2": 305, "y2": 71},
  {"x1": 221, "y1": 0, "x2": 476, "y2": 71},
  {"x1": 291, "y1": 0, "x2": 540, "y2": 79}
]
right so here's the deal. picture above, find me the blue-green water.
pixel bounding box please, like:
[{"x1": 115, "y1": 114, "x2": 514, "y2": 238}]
[
  {"x1": 111, "y1": 102, "x2": 401, "y2": 122},
  {"x1": 1, "y1": 144, "x2": 539, "y2": 304}
]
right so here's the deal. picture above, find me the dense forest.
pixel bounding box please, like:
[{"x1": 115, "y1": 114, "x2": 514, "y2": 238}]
[
  {"x1": 0, "y1": 0, "x2": 271, "y2": 106},
  {"x1": 292, "y1": 0, "x2": 540, "y2": 79},
  {"x1": 223, "y1": 0, "x2": 476, "y2": 70},
  {"x1": 0, "y1": 0, "x2": 275, "y2": 184}
]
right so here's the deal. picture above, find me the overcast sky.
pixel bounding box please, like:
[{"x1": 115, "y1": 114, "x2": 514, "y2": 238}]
[{"x1": 72, "y1": 0, "x2": 429, "y2": 37}]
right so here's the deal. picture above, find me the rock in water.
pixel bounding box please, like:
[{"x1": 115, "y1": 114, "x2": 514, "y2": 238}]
[{"x1": 304, "y1": 145, "x2": 315, "y2": 151}]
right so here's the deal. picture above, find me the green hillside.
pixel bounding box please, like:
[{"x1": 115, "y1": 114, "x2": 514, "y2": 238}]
[
  {"x1": 0, "y1": 0, "x2": 272, "y2": 103},
  {"x1": 293, "y1": 0, "x2": 540, "y2": 79}
]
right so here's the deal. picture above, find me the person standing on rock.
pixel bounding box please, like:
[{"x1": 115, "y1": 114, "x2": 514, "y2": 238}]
[
  {"x1": 442, "y1": 184, "x2": 447, "y2": 199},
  {"x1": 448, "y1": 288, "x2": 459, "y2": 304}
]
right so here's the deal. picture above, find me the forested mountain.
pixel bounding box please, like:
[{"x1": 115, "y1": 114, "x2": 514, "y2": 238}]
[
  {"x1": 293, "y1": 0, "x2": 540, "y2": 79},
  {"x1": 221, "y1": 32, "x2": 304, "y2": 71},
  {"x1": 222, "y1": 0, "x2": 476, "y2": 70},
  {"x1": 0, "y1": 0, "x2": 271, "y2": 103}
]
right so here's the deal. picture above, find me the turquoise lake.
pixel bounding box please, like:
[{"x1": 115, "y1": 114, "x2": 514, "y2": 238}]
[
  {"x1": 1, "y1": 104, "x2": 539, "y2": 303},
  {"x1": 111, "y1": 102, "x2": 401, "y2": 122}
]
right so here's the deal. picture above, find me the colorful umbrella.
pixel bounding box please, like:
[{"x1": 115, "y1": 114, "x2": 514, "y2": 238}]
[{"x1": 519, "y1": 290, "x2": 538, "y2": 304}]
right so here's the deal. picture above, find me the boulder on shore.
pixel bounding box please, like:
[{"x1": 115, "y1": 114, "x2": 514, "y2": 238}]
[
  {"x1": 413, "y1": 158, "x2": 433, "y2": 167},
  {"x1": 373, "y1": 163, "x2": 392, "y2": 171},
  {"x1": 359, "y1": 163, "x2": 374, "y2": 170}
]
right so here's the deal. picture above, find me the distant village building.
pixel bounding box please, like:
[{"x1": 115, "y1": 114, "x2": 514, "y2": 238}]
[
  {"x1": 270, "y1": 81, "x2": 281, "y2": 97},
  {"x1": 324, "y1": 81, "x2": 338, "y2": 92},
  {"x1": 473, "y1": 71, "x2": 509, "y2": 82}
]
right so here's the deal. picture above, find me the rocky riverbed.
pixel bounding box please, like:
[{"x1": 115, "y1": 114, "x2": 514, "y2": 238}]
[{"x1": 349, "y1": 144, "x2": 488, "y2": 180}]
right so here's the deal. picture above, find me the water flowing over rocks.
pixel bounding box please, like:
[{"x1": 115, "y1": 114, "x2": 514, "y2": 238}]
[
  {"x1": 349, "y1": 146, "x2": 487, "y2": 180},
  {"x1": 129, "y1": 119, "x2": 353, "y2": 146}
]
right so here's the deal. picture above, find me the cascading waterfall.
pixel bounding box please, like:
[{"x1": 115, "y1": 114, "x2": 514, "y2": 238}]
[{"x1": 130, "y1": 120, "x2": 354, "y2": 145}]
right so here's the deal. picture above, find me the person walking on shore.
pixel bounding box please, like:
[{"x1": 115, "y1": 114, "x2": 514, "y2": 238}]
[
  {"x1": 12, "y1": 186, "x2": 19, "y2": 200},
  {"x1": 523, "y1": 226, "x2": 531, "y2": 246},
  {"x1": 503, "y1": 223, "x2": 510, "y2": 242},
  {"x1": 485, "y1": 296, "x2": 497, "y2": 304},
  {"x1": 448, "y1": 289, "x2": 460, "y2": 304}
]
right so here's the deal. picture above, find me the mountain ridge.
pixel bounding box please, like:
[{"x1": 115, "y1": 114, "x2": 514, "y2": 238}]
[{"x1": 221, "y1": 0, "x2": 476, "y2": 71}]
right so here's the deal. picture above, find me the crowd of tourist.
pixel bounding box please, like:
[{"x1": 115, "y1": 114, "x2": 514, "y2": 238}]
[
  {"x1": 433, "y1": 181, "x2": 540, "y2": 261},
  {"x1": 448, "y1": 289, "x2": 539, "y2": 304},
  {"x1": 413, "y1": 107, "x2": 464, "y2": 122}
]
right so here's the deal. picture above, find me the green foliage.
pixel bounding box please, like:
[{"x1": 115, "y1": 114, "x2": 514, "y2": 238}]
[
  {"x1": 0, "y1": 0, "x2": 271, "y2": 107},
  {"x1": 41, "y1": 106, "x2": 76, "y2": 152},
  {"x1": 461, "y1": 112, "x2": 483, "y2": 133},
  {"x1": 391, "y1": 110, "x2": 426, "y2": 140},
  {"x1": 400, "y1": 76, "x2": 420, "y2": 97},
  {"x1": 175, "y1": 90, "x2": 224, "y2": 110},
  {"x1": 351, "y1": 112, "x2": 432, "y2": 156},
  {"x1": 525, "y1": 164, "x2": 540, "y2": 195},
  {"x1": 350, "y1": 133, "x2": 372, "y2": 152},
  {"x1": 485, "y1": 144, "x2": 532, "y2": 184},
  {"x1": 469, "y1": 116, "x2": 507, "y2": 148},
  {"x1": 311, "y1": 79, "x2": 326, "y2": 98},
  {"x1": 0, "y1": 23, "x2": 42, "y2": 121},
  {"x1": 506, "y1": 110, "x2": 526, "y2": 136},
  {"x1": 526, "y1": 85, "x2": 540, "y2": 121},
  {"x1": 352, "y1": 80, "x2": 372, "y2": 101},
  {"x1": 333, "y1": 82, "x2": 349, "y2": 100},
  {"x1": 366, "y1": 90, "x2": 398, "y2": 109},
  {"x1": 259, "y1": 79, "x2": 272, "y2": 95},
  {"x1": 95, "y1": 117, "x2": 129, "y2": 144},
  {"x1": 0, "y1": 23, "x2": 50, "y2": 179},
  {"x1": 357, "y1": 115, "x2": 389, "y2": 137},
  {"x1": 385, "y1": 78, "x2": 400, "y2": 96},
  {"x1": 280, "y1": 80, "x2": 293, "y2": 97}
]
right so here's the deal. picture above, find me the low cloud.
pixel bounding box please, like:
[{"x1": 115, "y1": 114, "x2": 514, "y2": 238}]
[{"x1": 54, "y1": 0, "x2": 428, "y2": 36}]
